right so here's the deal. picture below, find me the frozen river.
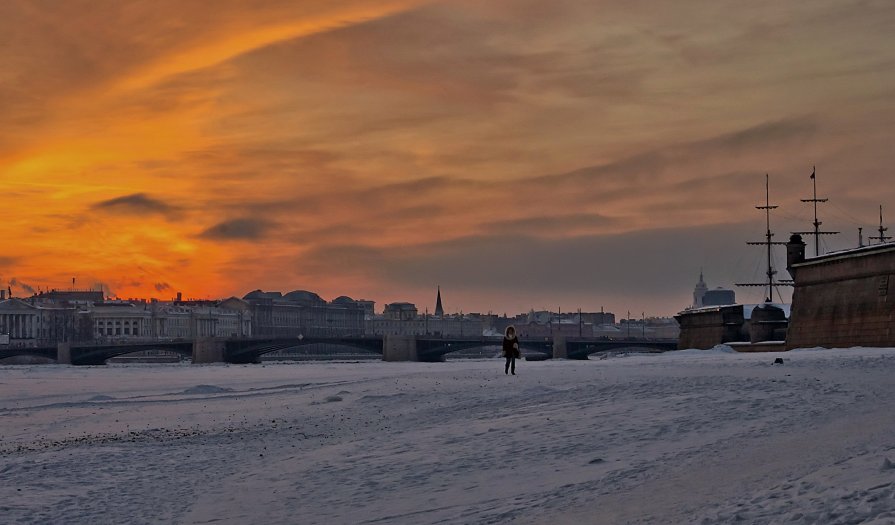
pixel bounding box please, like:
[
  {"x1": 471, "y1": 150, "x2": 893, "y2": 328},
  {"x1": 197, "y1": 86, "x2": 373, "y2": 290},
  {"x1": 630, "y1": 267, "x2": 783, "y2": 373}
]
[{"x1": 3, "y1": 347, "x2": 895, "y2": 524}]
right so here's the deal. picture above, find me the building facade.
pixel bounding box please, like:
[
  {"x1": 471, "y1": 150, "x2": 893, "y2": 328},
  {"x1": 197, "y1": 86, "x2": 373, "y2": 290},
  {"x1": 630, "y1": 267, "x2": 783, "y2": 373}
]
[
  {"x1": 243, "y1": 290, "x2": 366, "y2": 337},
  {"x1": 0, "y1": 294, "x2": 254, "y2": 348},
  {"x1": 703, "y1": 288, "x2": 736, "y2": 307},
  {"x1": 383, "y1": 302, "x2": 418, "y2": 321},
  {"x1": 367, "y1": 313, "x2": 491, "y2": 337}
]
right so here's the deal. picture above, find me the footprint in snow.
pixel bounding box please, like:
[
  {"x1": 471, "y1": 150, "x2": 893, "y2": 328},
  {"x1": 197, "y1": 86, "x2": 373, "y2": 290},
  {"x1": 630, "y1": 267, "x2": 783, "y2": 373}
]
[
  {"x1": 88, "y1": 395, "x2": 115, "y2": 401},
  {"x1": 182, "y1": 385, "x2": 233, "y2": 394}
]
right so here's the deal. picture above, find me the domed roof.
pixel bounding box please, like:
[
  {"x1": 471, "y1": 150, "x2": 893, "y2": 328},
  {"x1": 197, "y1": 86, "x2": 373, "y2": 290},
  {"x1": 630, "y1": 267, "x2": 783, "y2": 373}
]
[
  {"x1": 283, "y1": 290, "x2": 325, "y2": 305},
  {"x1": 243, "y1": 290, "x2": 283, "y2": 301}
]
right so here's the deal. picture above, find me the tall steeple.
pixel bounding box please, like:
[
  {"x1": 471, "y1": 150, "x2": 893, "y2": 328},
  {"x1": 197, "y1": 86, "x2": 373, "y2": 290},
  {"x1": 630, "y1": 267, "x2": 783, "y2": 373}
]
[
  {"x1": 434, "y1": 286, "x2": 444, "y2": 317},
  {"x1": 693, "y1": 270, "x2": 708, "y2": 308}
]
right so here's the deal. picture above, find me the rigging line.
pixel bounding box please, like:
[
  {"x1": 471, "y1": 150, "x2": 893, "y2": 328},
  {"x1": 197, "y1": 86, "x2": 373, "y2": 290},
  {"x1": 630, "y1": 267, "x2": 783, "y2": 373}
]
[
  {"x1": 772, "y1": 209, "x2": 811, "y2": 223},
  {"x1": 774, "y1": 286, "x2": 785, "y2": 304},
  {"x1": 825, "y1": 212, "x2": 861, "y2": 231},
  {"x1": 828, "y1": 201, "x2": 870, "y2": 226},
  {"x1": 768, "y1": 209, "x2": 809, "y2": 232},
  {"x1": 770, "y1": 203, "x2": 810, "y2": 219}
]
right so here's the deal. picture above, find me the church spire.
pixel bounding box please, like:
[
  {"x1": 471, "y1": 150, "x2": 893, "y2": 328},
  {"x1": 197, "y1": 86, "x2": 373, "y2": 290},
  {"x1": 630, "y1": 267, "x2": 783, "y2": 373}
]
[
  {"x1": 693, "y1": 269, "x2": 708, "y2": 308},
  {"x1": 434, "y1": 286, "x2": 444, "y2": 317}
]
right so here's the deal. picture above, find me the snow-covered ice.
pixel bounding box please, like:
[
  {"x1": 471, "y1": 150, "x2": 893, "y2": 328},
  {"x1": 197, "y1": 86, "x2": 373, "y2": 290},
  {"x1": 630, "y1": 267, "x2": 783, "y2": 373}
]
[{"x1": 3, "y1": 348, "x2": 895, "y2": 524}]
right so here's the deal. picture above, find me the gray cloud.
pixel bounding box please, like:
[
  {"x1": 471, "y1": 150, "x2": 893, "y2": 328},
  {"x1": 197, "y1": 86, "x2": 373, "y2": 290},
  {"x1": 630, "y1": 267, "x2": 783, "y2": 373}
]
[
  {"x1": 483, "y1": 213, "x2": 619, "y2": 236},
  {"x1": 154, "y1": 282, "x2": 172, "y2": 292},
  {"x1": 535, "y1": 117, "x2": 817, "y2": 189},
  {"x1": 199, "y1": 218, "x2": 274, "y2": 241},
  {"x1": 173, "y1": 116, "x2": 822, "y2": 251},
  {"x1": 92, "y1": 193, "x2": 179, "y2": 217},
  {"x1": 296, "y1": 220, "x2": 778, "y2": 315},
  {"x1": 698, "y1": 118, "x2": 817, "y2": 155}
]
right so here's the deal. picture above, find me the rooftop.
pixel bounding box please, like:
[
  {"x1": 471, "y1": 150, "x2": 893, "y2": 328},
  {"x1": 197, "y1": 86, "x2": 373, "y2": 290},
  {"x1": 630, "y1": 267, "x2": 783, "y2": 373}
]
[{"x1": 794, "y1": 241, "x2": 895, "y2": 268}]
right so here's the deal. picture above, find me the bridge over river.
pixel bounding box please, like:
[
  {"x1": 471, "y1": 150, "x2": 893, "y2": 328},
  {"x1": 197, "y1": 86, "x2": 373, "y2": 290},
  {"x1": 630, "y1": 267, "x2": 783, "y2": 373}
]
[{"x1": 1, "y1": 335, "x2": 677, "y2": 365}]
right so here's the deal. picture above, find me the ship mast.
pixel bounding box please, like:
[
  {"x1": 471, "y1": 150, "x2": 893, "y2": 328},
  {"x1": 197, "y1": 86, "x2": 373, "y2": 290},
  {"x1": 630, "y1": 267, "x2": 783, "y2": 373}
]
[
  {"x1": 869, "y1": 205, "x2": 892, "y2": 244},
  {"x1": 736, "y1": 174, "x2": 792, "y2": 302},
  {"x1": 792, "y1": 166, "x2": 838, "y2": 256}
]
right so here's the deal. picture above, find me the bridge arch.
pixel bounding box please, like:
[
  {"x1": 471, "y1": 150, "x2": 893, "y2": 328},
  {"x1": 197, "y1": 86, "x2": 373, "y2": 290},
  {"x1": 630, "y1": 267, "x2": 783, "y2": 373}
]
[
  {"x1": 69, "y1": 342, "x2": 195, "y2": 365},
  {"x1": 565, "y1": 340, "x2": 677, "y2": 360},
  {"x1": 415, "y1": 338, "x2": 553, "y2": 362},
  {"x1": 2, "y1": 336, "x2": 678, "y2": 365},
  {"x1": 224, "y1": 337, "x2": 384, "y2": 364},
  {"x1": 0, "y1": 346, "x2": 57, "y2": 363}
]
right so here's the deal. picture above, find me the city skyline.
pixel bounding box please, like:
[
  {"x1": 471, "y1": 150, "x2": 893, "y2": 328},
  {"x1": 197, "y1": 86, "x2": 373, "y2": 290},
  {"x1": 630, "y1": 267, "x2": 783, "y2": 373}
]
[
  {"x1": 9, "y1": 283, "x2": 626, "y2": 320},
  {"x1": 3, "y1": 1, "x2": 895, "y2": 317}
]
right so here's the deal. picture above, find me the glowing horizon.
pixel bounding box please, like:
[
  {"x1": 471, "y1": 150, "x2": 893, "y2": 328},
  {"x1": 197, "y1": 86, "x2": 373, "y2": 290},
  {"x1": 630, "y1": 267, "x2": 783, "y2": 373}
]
[{"x1": 3, "y1": 0, "x2": 895, "y2": 316}]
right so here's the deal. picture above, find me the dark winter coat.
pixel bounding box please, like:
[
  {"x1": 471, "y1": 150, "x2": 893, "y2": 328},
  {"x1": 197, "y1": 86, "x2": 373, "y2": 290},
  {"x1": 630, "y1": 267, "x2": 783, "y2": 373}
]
[{"x1": 502, "y1": 335, "x2": 521, "y2": 359}]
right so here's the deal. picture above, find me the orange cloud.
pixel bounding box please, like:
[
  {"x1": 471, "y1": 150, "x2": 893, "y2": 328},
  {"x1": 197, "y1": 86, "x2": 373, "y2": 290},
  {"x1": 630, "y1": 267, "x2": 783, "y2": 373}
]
[
  {"x1": 114, "y1": 1, "x2": 429, "y2": 93},
  {"x1": 2, "y1": 0, "x2": 895, "y2": 315}
]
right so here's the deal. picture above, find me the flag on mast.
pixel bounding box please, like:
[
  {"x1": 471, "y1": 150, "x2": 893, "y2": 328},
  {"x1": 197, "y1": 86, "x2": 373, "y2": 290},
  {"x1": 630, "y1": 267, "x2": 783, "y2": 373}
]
[{"x1": 810, "y1": 166, "x2": 815, "y2": 179}]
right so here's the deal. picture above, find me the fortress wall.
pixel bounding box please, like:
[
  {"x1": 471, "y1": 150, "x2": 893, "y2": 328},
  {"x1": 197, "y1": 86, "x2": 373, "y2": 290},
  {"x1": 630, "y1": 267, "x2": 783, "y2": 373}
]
[
  {"x1": 786, "y1": 248, "x2": 895, "y2": 350},
  {"x1": 676, "y1": 306, "x2": 745, "y2": 350}
]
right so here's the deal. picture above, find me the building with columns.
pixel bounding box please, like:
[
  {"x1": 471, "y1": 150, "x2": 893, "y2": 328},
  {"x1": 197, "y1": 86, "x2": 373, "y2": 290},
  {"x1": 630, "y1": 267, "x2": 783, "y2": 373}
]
[
  {"x1": 0, "y1": 299, "x2": 42, "y2": 346},
  {"x1": 89, "y1": 299, "x2": 253, "y2": 342},
  {"x1": 0, "y1": 298, "x2": 79, "y2": 347},
  {"x1": 91, "y1": 302, "x2": 152, "y2": 341}
]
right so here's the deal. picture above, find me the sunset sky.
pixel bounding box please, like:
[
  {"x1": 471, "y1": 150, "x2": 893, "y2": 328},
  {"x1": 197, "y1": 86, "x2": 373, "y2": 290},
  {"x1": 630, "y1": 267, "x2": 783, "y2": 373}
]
[{"x1": 2, "y1": 0, "x2": 895, "y2": 317}]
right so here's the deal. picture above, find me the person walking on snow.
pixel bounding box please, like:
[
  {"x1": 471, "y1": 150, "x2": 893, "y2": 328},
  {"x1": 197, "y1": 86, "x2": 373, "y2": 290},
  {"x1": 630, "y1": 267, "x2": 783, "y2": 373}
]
[{"x1": 502, "y1": 325, "x2": 520, "y2": 375}]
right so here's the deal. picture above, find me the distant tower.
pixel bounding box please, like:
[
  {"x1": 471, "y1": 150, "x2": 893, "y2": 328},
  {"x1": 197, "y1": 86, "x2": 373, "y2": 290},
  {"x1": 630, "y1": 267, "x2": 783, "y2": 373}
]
[
  {"x1": 434, "y1": 286, "x2": 444, "y2": 317},
  {"x1": 693, "y1": 270, "x2": 708, "y2": 308}
]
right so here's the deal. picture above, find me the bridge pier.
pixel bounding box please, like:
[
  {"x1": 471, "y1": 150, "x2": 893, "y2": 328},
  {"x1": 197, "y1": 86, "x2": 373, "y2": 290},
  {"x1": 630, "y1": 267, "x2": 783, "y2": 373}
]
[
  {"x1": 552, "y1": 335, "x2": 567, "y2": 359},
  {"x1": 57, "y1": 342, "x2": 71, "y2": 365},
  {"x1": 193, "y1": 338, "x2": 227, "y2": 364},
  {"x1": 382, "y1": 335, "x2": 418, "y2": 362}
]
